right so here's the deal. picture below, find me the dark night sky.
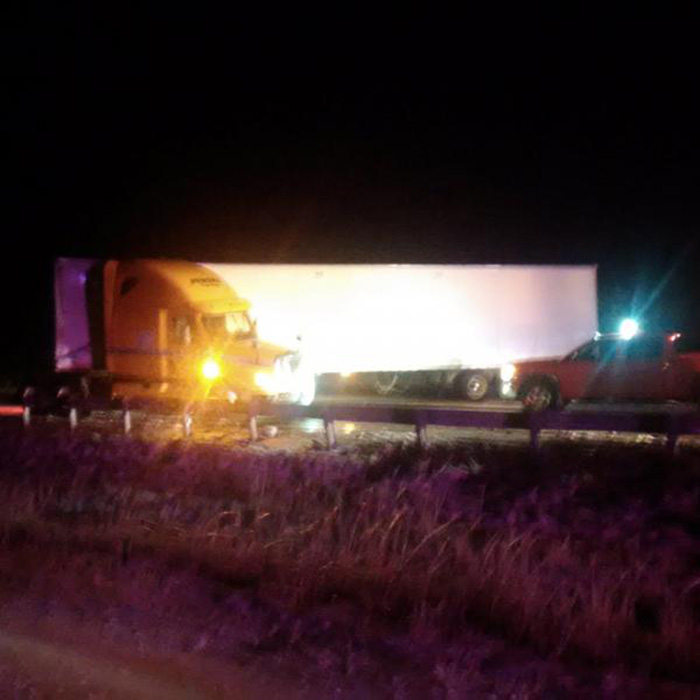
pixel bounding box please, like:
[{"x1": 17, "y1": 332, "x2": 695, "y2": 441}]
[{"x1": 2, "y1": 11, "x2": 700, "y2": 374}]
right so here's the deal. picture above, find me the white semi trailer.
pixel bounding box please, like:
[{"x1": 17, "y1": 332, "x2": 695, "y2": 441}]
[{"x1": 203, "y1": 264, "x2": 598, "y2": 400}]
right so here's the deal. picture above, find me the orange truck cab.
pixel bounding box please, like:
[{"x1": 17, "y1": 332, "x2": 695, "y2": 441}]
[{"x1": 47, "y1": 258, "x2": 316, "y2": 410}]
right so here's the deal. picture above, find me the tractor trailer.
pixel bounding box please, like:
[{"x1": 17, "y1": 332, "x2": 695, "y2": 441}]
[
  {"x1": 33, "y1": 260, "x2": 596, "y2": 412},
  {"x1": 203, "y1": 263, "x2": 598, "y2": 400}
]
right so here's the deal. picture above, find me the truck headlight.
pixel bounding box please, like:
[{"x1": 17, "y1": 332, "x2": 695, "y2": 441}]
[
  {"x1": 201, "y1": 358, "x2": 221, "y2": 381},
  {"x1": 500, "y1": 363, "x2": 516, "y2": 383},
  {"x1": 255, "y1": 372, "x2": 276, "y2": 392}
]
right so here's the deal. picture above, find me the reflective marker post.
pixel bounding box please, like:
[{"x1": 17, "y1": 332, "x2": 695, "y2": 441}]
[
  {"x1": 123, "y1": 404, "x2": 132, "y2": 434},
  {"x1": 248, "y1": 398, "x2": 261, "y2": 442},
  {"x1": 22, "y1": 388, "x2": 35, "y2": 428},
  {"x1": 415, "y1": 420, "x2": 428, "y2": 448},
  {"x1": 69, "y1": 406, "x2": 78, "y2": 431},
  {"x1": 249, "y1": 415, "x2": 258, "y2": 441},
  {"x1": 324, "y1": 417, "x2": 337, "y2": 449},
  {"x1": 666, "y1": 414, "x2": 680, "y2": 458}
]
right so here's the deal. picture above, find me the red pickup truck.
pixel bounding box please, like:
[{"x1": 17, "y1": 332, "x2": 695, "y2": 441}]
[{"x1": 501, "y1": 332, "x2": 700, "y2": 410}]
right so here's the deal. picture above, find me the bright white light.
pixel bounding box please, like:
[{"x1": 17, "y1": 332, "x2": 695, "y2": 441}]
[
  {"x1": 500, "y1": 363, "x2": 516, "y2": 382},
  {"x1": 619, "y1": 318, "x2": 639, "y2": 340},
  {"x1": 255, "y1": 372, "x2": 276, "y2": 392},
  {"x1": 201, "y1": 358, "x2": 221, "y2": 380}
]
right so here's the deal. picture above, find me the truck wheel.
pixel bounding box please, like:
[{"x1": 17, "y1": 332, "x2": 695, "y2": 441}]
[
  {"x1": 455, "y1": 371, "x2": 491, "y2": 402},
  {"x1": 519, "y1": 378, "x2": 559, "y2": 411}
]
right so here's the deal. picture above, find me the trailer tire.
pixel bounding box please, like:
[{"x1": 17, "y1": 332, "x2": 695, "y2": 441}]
[
  {"x1": 373, "y1": 372, "x2": 410, "y2": 396},
  {"x1": 455, "y1": 371, "x2": 491, "y2": 402},
  {"x1": 519, "y1": 377, "x2": 559, "y2": 412}
]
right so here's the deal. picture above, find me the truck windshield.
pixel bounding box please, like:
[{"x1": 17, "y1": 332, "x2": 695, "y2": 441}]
[{"x1": 202, "y1": 313, "x2": 254, "y2": 340}]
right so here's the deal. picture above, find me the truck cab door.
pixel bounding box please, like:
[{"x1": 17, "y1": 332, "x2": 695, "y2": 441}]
[
  {"x1": 582, "y1": 338, "x2": 623, "y2": 399},
  {"x1": 664, "y1": 334, "x2": 699, "y2": 401},
  {"x1": 614, "y1": 335, "x2": 667, "y2": 400},
  {"x1": 559, "y1": 339, "x2": 604, "y2": 400},
  {"x1": 167, "y1": 315, "x2": 195, "y2": 380}
]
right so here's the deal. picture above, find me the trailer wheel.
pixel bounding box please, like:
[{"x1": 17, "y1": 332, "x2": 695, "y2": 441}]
[
  {"x1": 373, "y1": 372, "x2": 412, "y2": 396},
  {"x1": 455, "y1": 371, "x2": 491, "y2": 402},
  {"x1": 519, "y1": 377, "x2": 559, "y2": 411},
  {"x1": 374, "y1": 373, "x2": 398, "y2": 395}
]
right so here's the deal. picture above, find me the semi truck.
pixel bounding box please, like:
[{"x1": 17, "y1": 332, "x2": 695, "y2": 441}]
[
  {"x1": 202, "y1": 263, "x2": 598, "y2": 400},
  {"x1": 29, "y1": 258, "x2": 316, "y2": 413}
]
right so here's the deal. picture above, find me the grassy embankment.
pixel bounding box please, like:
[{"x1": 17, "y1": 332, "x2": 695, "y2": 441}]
[{"x1": 1, "y1": 428, "x2": 700, "y2": 683}]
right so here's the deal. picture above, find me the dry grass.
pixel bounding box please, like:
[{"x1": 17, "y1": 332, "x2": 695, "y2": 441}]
[{"x1": 2, "y1": 426, "x2": 700, "y2": 683}]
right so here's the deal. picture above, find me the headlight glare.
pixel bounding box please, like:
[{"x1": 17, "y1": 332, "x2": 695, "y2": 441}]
[
  {"x1": 500, "y1": 363, "x2": 516, "y2": 383},
  {"x1": 255, "y1": 372, "x2": 276, "y2": 392},
  {"x1": 201, "y1": 358, "x2": 221, "y2": 381}
]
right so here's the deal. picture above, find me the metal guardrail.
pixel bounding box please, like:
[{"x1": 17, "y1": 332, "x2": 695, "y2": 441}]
[
  {"x1": 247, "y1": 400, "x2": 700, "y2": 453},
  {"x1": 14, "y1": 396, "x2": 700, "y2": 455},
  {"x1": 19, "y1": 397, "x2": 186, "y2": 437}
]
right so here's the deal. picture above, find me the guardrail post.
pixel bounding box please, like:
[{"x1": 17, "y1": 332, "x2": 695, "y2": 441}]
[
  {"x1": 415, "y1": 420, "x2": 427, "y2": 448},
  {"x1": 123, "y1": 403, "x2": 132, "y2": 435},
  {"x1": 528, "y1": 414, "x2": 541, "y2": 453},
  {"x1": 667, "y1": 432, "x2": 678, "y2": 458},
  {"x1": 183, "y1": 406, "x2": 193, "y2": 438},
  {"x1": 530, "y1": 428, "x2": 539, "y2": 453},
  {"x1": 249, "y1": 415, "x2": 259, "y2": 441},
  {"x1": 324, "y1": 417, "x2": 337, "y2": 449},
  {"x1": 248, "y1": 398, "x2": 260, "y2": 441},
  {"x1": 69, "y1": 406, "x2": 78, "y2": 431},
  {"x1": 666, "y1": 415, "x2": 679, "y2": 458}
]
